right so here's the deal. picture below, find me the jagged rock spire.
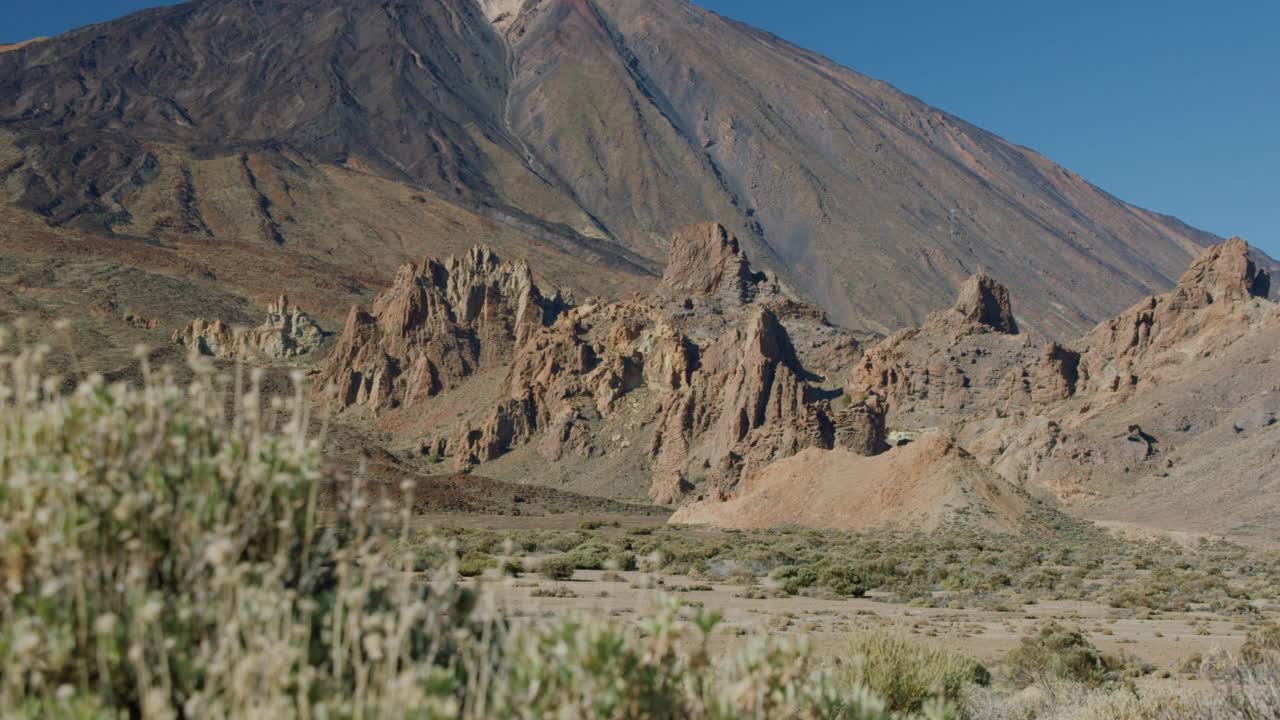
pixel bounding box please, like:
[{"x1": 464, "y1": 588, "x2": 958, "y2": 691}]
[
  {"x1": 953, "y1": 273, "x2": 1019, "y2": 334},
  {"x1": 661, "y1": 222, "x2": 764, "y2": 303},
  {"x1": 1176, "y1": 237, "x2": 1270, "y2": 304},
  {"x1": 317, "y1": 245, "x2": 559, "y2": 413}
]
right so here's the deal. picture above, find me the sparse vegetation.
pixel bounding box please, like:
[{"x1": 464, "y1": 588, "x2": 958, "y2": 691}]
[
  {"x1": 1, "y1": 338, "x2": 977, "y2": 718},
  {"x1": 3, "y1": 333, "x2": 1279, "y2": 718},
  {"x1": 538, "y1": 555, "x2": 578, "y2": 581},
  {"x1": 429, "y1": 521, "x2": 1280, "y2": 612}
]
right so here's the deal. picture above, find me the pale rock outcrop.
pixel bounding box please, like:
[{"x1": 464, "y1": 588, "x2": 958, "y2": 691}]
[
  {"x1": 402, "y1": 226, "x2": 884, "y2": 504},
  {"x1": 661, "y1": 222, "x2": 770, "y2": 303},
  {"x1": 848, "y1": 273, "x2": 1045, "y2": 430},
  {"x1": 1029, "y1": 343, "x2": 1081, "y2": 404},
  {"x1": 317, "y1": 246, "x2": 562, "y2": 413},
  {"x1": 322, "y1": 225, "x2": 879, "y2": 506},
  {"x1": 173, "y1": 295, "x2": 323, "y2": 361},
  {"x1": 1075, "y1": 237, "x2": 1271, "y2": 397},
  {"x1": 647, "y1": 307, "x2": 881, "y2": 503},
  {"x1": 1176, "y1": 237, "x2": 1270, "y2": 304},
  {"x1": 832, "y1": 399, "x2": 891, "y2": 455},
  {"x1": 450, "y1": 300, "x2": 655, "y2": 468},
  {"x1": 837, "y1": 238, "x2": 1280, "y2": 536},
  {"x1": 951, "y1": 272, "x2": 1020, "y2": 334},
  {"x1": 173, "y1": 318, "x2": 238, "y2": 359}
]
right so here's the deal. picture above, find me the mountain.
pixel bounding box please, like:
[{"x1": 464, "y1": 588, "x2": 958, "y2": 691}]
[{"x1": 0, "y1": 0, "x2": 1268, "y2": 344}]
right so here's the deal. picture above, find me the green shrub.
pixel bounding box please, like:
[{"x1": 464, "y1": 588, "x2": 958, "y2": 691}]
[
  {"x1": 458, "y1": 550, "x2": 498, "y2": 577},
  {"x1": 773, "y1": 565, "x2": 820, "y2": 595},
  {"x1": 493, "y1": 599, "x2": 958, "y2": 720},
  {"x1": 612, "y1": 550, "x2": 639, "y2": 572},
  {"x1": 1005, "y1": 622, "x2": 1120, "y2": 688},
  {"x1": 0, "y1": 342, "x2": 475, "y2": 716},
  {"x1": 820, "y1": 564, "x2": 869, "y2": 597},
  {"x1": 539, "y1": 555, "x2": 577, "y2": 581},
  {"x1": 1240, "y1": 622, "x2": 1280, "y2": 664}
]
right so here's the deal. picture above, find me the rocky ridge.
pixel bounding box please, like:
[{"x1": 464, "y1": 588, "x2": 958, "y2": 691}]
[
  {"x1": 830, "y1": 237, "x2": 1280, "y2": 539},
  {"x1": 315, "y1": 246, "x2": 565, "y2": 413},
  {"x1": 320, "y1": 222, "x2": 883, "y2": 503}
]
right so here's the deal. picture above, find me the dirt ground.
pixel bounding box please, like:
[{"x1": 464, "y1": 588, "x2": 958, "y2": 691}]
[
  {"x1": 480, "y1": 569, "x2": 1253, "y2": 671},
  {"x1": 439, "y1": 513, "x2": 1275, "y2": 685}
]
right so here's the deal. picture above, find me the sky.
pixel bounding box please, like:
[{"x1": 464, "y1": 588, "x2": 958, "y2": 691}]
[{"x1": 5, "y1": 0, "x2": 1278, "y2": 257}]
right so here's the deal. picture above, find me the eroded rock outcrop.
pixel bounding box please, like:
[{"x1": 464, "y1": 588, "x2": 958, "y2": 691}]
[
  {"x1": 647, "y1": 306, "x2": 845, "y2": 503},
  {"x1": 847, "y1": 273, "x2": 1035, "y2": 428},
  {"x1": 339, "y1": 224, "x2": 878, "y2": 505},
  {"x1": 661, "y1": 222, "x2": 771, "y2": 303},
  {"x1": 952, "y1": 272, "x2": 1020, "y2": 334},
  {"x1": 1029, "y1": 343, "x2": 1081, "y2": 404},
  {"x1": 317, "y1": 246, "x2": 563, "y2": 413},
  {"x1": 1074, "y1": 237, "x2": 1271, "y2": 397},
  {"x1": 837, "y1": 238, "x2": 1280, "y2": 539},
  {"x1": 173, "y1": 295, "x2": 324, "y2": 361}
]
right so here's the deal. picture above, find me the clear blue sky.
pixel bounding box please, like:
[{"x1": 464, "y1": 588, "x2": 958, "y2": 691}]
[{"x1": 5, "y1": 0, "x2": 1278, "y2": 257}]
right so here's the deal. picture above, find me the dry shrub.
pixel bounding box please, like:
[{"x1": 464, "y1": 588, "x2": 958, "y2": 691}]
[
  {"x1": 1004, "y1": 622, "x2": 1121, "y2": 688},
  {"x1": 840, "y1": 629, "x2": 989, "y2": 714}
]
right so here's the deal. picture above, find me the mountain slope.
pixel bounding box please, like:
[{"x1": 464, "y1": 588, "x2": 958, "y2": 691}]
[
  {"x1": 505, "y1": 0, "x2": 1251, "y2": 335},
  {"x1": 0, "y1": 0, "x2": 1268, "y2": 339}
]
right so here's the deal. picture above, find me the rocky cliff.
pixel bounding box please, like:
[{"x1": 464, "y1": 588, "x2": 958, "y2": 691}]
[{"x1": 315, "y1": 246, "x2": 566, "y2": 413}]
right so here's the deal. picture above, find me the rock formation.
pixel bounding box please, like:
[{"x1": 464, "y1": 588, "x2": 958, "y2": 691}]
[
  {"x1": 173, "y1": 295, "x2": 324, "y2": 361},
  {"x1": 1073, "y1": 237, "x2": 1272, "y2": 398},
  {"x1": 951, "y1": 273, "x2": 1020, "y2": 334},
  {"x1": 450, "y1": 275, "x2": 880, "y2": 505},
  {"x1": 646, "y1": 306, "x2": 835, "y2": 503},
  {"x1": 847, "y1": 273, "x2": 1037, "y2": 428},
  {"x1": 316, "y1": 246, "x2": 564, "y2": 413},
  {"x1": 660, "y1": 222, "x2": 770, "y2": 303},
  {"x1": 324, "y1": 222, "x2": 881, "y2": 505},
  {"x1": 829, "y1": 237, "x2": 1280, "y2": 541}
]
